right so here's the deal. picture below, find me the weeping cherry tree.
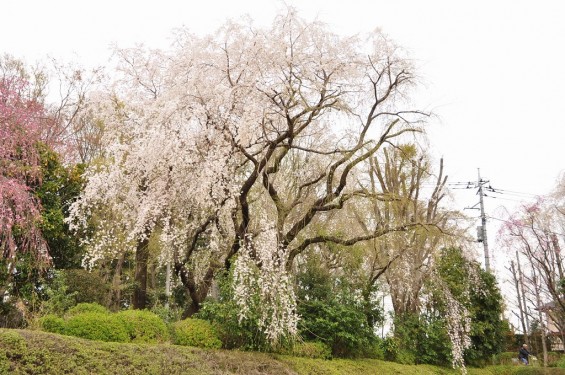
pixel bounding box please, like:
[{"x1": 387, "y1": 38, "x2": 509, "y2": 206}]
[{"x1": 68, "y1": 10, "x2": 456, "y2": 347}]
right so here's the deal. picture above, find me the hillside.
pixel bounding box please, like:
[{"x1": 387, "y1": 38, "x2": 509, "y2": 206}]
[{"x1": 1, "y1": 329, "x2": 563, "y2": 375}]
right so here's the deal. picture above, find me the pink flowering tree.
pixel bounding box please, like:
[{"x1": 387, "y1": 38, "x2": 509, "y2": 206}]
[
  {"x1": 0, "y1": 77, "x2": 49, "y2": 283},
  {"x1": 1, "y1": 55, "x2": 105, "y2": 164},
  {"x1": 499, "y1": 197, "x2": 565, "y2": 366}
]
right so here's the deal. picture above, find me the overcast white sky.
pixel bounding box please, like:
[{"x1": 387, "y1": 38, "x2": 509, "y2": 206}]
[{"x1": 3, "y1": 0, "x2": 565, "y2": 274}]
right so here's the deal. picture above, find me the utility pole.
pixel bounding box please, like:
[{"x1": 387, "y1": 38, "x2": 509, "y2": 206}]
[
  {"x1": 458, "y1": 169, "x2": 492, "y2": 272},
  {"x1": 477, "y1": 168, "x2": 491, "y2": 273}
]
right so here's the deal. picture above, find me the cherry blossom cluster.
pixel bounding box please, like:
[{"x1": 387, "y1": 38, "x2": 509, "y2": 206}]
[
  {"x1": 233, "y1": 222, "x2": 298, "y2": 343},
  {"x1": 1, "y1": 77, "x2": 48, "y2": 266}
]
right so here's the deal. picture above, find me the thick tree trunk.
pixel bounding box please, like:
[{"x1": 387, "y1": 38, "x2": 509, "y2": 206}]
[
  {"x1": 176, "y1": 263, "x2": 215, "y2": 318},
  {"x1": 132, "y1": 237, "x2": 150, "y2": 309},
  {"x1": 180, "y1": 283, "x2": 210, "y2": 318},
  {"x1": 108, "y1": 253, "x2": 125, "y2": 311},
  {"x1": 182, "y1": 299, "x2": 203, "y2": 319}
]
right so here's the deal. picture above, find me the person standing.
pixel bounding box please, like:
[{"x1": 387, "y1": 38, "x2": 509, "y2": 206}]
[{"x1": 518, "y1": 344, "x2": 530, "y2": 365}]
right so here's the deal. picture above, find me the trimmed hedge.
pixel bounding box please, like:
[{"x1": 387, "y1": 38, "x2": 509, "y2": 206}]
[
  {"x1": 66, "y1": 302, "x2": 109, "y2": 317},
  {"x1": 65, "y1": 312, "x2": 129, "y2": 342},
  {"x1": 171, "y1": 318, "x2": 222, "y2": 349},
  {"x1": 39, "y1": 314, "x2": 66, "y2": 335},
  {"x1": 116, "y1": 309, "x2": 169, "y2": 343},
  {"x1": 38, "y1": 305, "x2": 171, "y2": 345}
]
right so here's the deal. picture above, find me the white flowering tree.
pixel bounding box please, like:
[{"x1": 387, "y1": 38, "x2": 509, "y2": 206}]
[
  {"x1": 500, "y1": 197, "x2": 565, "y2": 366},
  {"x1": 69, "y1": 10, "x2": 432, "y2": 342}
]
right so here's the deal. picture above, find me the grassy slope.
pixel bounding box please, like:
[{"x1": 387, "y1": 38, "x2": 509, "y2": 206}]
[{"x1": 1, "y1": 329, "x2": 563, "y2": 375}]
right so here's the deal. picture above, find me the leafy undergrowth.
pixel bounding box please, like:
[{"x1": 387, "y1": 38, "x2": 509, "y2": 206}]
[{"x1": 1, "y1": 329, "x2": 564, "y2": 375}]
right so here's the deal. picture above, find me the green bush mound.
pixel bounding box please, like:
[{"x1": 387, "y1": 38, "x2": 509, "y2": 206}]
[
  {"x1": 66, "y1": 302, "x2": 109, "y2": 317},
  {"x1": 37, "y1": 305, "x2": 171, "y2": 345},
  {"x1": 65, "y1": 312, "x2": 129, "y2": 342},
  {"x1": 39, "y1": 314, "x2": 66, "y2": 335},
  {"x1": 171, "y1": 318, "x2": 222, "y2": 349},
  {"x1": 116, "y1": 309, "x2": 169, "y2": 343}
]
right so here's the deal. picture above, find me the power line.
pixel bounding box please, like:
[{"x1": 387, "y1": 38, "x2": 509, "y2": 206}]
[
  {"x1": 449, "y1": 180, "x2": 541, "y2": 199},
  {"x1": 485, "y1": 187, "x2": 539, "y2": 198},
  {"x1": 448, "y1": 181, "x2": 476, "y2": 184},
  {"x1": 486, "y1": 215, "x2": 565, "y2": 238},
  {"x1": 452, "y1": 182, "x2": 540, "y2": 203},
  {"x1": 483, "y1": 195, "x2": 530, "y2": 203}
]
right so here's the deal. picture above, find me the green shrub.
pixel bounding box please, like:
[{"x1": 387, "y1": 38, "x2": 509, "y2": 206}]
[
  {"x1": 493, "y1": 351, "x2": 520, "y2": 365},
  {"x1": 65, "y1": 312, "x2": 129, "y2": 342},
  {"x1": 171, "y1": 318, "x2": 222, "y2": 349},
  {"x1": 389, "y1": 312, "x2": 452, "y2": 366},
  {"x1": 195, "y1": 272, "x2": 270, "y2": 351},
  {"x1": 546, "y1": 351, "x2": 563, "y2": 367},
  {"x1": 381, "y1": 336, "x2": 398, "y2": 362},
  {"x1": 395, "y1": 349, "x2": 416, "y2": 365},
  {"x1": 66, "y1": 302, "x2": 109, "y2": 317},
  {"x1": 39, "y1": 314, "x2": 66, "y2": 334},
  {"x1": 295, "y1": 256, "x2": 384, "y2": 359},
  {"x1": 556, "y1": 354, "x2": 565, "y2": 368},
  {"x1": 196, "y1": 298, "x2": 266, "y2": 350},
  {"x1": 290, "y1": 341, "x2": 332, "y2": 359},
  {"x1": 298, "y1": 299, "x2": 378, "y2": 358},
  {"x1": 362, "y1": 340, "x2": 385, "y2": 360},
  {"x1": 115, "y1": 309, "x2": 169, "y2": 343},
  {"x1": 63, "y1": 269, "x2": 110, "y2": 305},
  {"x1": 150, "y1": 304, "x2": 183, "y2": 325},
  {"x1": 41, "y1": 270, "x2": 78, "y2": 316}
]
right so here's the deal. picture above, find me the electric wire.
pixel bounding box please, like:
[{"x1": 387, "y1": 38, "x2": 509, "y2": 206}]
[{"x1": 486, "y1": 215, "x2": 565, "y2": 238}]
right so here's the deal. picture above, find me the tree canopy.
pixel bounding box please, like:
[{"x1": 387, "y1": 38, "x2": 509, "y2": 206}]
[{"x1": 68, "y1": 10, "x2": 433, "y2": 342}]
